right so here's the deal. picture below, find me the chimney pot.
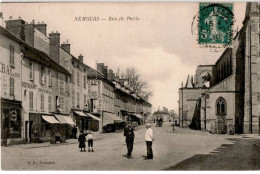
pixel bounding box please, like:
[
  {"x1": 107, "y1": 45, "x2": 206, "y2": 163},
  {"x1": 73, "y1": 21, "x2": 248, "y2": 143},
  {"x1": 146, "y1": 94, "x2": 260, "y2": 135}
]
[
  {"x1": 78, "y1": 54, "x2": 83, "y2": 62},
  {"x1": 9, "y1": 16, "x2": 12, "y2": 19}
]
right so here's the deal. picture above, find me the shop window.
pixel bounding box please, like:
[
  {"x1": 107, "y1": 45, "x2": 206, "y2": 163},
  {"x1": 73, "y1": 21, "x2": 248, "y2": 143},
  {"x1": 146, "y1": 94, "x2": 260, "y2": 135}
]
[
  {"x1": 10, "y1": 77, "x2": 14, "y2": 96},
  {"x1": 10, "y1": 45, "x2": 14, "y2": 67},
  {"x1": 216, "y1": 97, "x2": 226, "y2": 115},
  {"x1": 29, "y1": 62, "x2": 34, "y2": 81}
]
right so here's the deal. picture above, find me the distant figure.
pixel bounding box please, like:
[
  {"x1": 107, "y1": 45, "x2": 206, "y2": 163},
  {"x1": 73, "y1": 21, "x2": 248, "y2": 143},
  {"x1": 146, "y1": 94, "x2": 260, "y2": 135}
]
[
  {"x1": 154, "y1": 119, "x2": 156, "y2": 123},
  {"x1": 72, "y1": 126, "x2": 77, "y2": 139},
  {"x1": 144, "y1": 123, "x2": 154, "y2": 160},
  {"x1": 124, "y1": 122, "x2": 135, "y2": 159},
  {"x1": 86, "y1": 131, "x2": 94, "y2": 152},
  {"x1": 78, "y1": 131, "x2": 86, "y2": 152}
]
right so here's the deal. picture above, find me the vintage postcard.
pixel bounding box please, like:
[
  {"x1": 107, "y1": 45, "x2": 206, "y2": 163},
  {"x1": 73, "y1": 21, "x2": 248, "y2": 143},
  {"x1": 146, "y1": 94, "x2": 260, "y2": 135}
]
[{"x1": 0, "y1": 1, "x2": 259, "y2": 171}]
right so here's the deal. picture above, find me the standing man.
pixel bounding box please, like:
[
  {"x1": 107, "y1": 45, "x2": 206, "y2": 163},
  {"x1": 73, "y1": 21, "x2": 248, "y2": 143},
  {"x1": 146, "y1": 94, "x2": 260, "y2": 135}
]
[
  {"x1": 144, "y1": 123, "x2": 154, "y2": 160},
  {"x1": 124, "y1": 122, "x2": 135, "y2": 159}
]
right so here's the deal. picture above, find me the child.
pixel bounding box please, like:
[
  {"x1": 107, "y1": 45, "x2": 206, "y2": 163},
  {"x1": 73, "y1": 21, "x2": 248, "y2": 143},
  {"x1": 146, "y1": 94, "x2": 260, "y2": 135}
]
[
  {"x1": 86, "y1": 131, "x2": 94, "y2": 152},
  {"x1": 78, "y1": 131, "x2": 86, "y2": 152}
]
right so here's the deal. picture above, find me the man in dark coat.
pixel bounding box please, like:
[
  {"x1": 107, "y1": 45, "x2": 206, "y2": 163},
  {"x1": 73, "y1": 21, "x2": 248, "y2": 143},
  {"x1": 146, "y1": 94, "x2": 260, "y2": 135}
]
[
  {"x1": 124, "y1": 122, "x2": 135, "y2": 159},
  {"x1": 78, "y1": 131, "x2": 86, "y2": 152}
]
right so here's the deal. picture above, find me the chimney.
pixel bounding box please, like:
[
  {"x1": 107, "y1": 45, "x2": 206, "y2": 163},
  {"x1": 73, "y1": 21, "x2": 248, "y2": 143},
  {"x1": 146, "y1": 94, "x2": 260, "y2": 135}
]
[
  {"x1": 108, "y1": 69, "x2": 113, "y2": 80},
  {"x1": 119, "y1": 79, "x2": 125, "y2": 86},
  {"x1": 49, "y1": 31, "x2": 60, "y2": 64},
  {"x1": 78, "y1": 54, "x2": 83, "y2": 62},
  {"x1": 97, "y1": 63, "x2": 104, "y2": 73},
  {"x1": 0, "y1": 12, "x2": 4, "y2": 27},
  {"x1": 24, "y1": 22, "x2": 35, "y2": 47},
  {"x1": 103, "y1": 66, "x2": 108, "y2": 78},
  {"x1": 61, "y1": 40, "x2": 70, "y2": 53},
  {"x1": 35, "y1": 22, "x2": 47, "y2": 35},
  {"x1": 5, "y1": 17, "x2": 25, "y2": 41}
]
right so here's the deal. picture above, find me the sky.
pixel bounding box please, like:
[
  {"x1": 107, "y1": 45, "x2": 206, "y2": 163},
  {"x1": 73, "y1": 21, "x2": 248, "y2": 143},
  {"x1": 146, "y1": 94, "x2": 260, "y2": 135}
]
[{"x1": 0, "y1": 2, "x2": 246, "y2": 112}]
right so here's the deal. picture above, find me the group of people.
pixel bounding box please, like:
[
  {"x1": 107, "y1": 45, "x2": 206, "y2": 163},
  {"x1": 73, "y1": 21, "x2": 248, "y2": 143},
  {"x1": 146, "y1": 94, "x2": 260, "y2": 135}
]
[
  {"x1": 78, "y1": 130, "x2": 94, "y2": 152},
  {"x1": 124, "y1": 123, "x2": 154, "y2": 160},
  {"x1": 77, "y1": 123, "x2": 154, "y2": 160}
]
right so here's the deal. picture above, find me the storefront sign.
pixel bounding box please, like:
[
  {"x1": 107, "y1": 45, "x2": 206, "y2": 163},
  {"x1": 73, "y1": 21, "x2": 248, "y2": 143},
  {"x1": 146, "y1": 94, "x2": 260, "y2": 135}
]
[
  {"x1": 22, "y1": 82, "x2": 37, "y2": 89},
  {"x1": 0, "y1": 62, "x2": 20, "y2": 78},
  {"x1": 39, "y1": 88, "x2": 52, "y2": 94},
  {"x1": 88, "y1": 80, "x2": 101, "y2": 85}
]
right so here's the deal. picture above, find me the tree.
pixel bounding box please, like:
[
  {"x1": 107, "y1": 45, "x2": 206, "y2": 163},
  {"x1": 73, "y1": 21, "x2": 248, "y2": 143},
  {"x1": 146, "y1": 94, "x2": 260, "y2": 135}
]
[{"x1": 117, "y1": 67, "x2": 153, "y2": 99}]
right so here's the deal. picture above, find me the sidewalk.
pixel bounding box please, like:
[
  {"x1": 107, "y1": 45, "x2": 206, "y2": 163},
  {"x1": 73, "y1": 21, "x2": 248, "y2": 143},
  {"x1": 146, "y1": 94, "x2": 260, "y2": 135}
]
[{"x1": 4, "y1": 133, "x2": 106, "y2": 149}]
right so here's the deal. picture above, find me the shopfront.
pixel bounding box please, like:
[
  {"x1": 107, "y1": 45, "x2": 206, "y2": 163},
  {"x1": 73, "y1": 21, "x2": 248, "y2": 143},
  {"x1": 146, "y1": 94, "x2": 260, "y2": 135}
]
[{"x1": 1, "y1": 99, "x2": 22, "y2": 145}]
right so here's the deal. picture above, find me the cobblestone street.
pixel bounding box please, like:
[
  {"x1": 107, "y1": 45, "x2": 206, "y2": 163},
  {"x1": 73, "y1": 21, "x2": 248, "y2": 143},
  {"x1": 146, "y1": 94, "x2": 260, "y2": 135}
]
[{"x1": 3, "y1": 122, "x2": 258, "y2": 170}]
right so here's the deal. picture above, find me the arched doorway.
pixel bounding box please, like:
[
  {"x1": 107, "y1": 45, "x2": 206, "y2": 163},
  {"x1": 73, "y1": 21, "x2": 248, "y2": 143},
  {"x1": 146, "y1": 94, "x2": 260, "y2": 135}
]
[{"x1": 216, "y1": 97, "x2": 227, "y2": 134}]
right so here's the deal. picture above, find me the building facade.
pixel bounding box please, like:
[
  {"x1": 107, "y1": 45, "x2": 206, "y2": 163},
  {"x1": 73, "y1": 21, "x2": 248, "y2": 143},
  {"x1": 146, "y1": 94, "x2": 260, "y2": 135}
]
[{"x1": 178, "y1": 2, "x2": 260, "y2": 134}]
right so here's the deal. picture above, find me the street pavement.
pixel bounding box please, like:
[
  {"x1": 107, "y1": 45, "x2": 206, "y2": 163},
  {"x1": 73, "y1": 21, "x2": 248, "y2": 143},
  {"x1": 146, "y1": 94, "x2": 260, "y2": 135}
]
[{"x1": 1, "y1": 122, "x2": 259, "y2": 170}]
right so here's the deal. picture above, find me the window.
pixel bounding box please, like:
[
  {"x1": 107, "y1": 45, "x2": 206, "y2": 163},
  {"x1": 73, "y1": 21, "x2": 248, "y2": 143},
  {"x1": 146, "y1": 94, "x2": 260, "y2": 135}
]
[
  {"x1": 216, "y1": 97, "x2": 226, "y2": 115},
  {"x1": 10, "y1": 45, "x2": 14, "y2": 66},
  {"x1": 71, "y1": 70, "x2": 74, "y2": 83},
  {"x1": 10, "y1": 77, "x2": 14, "y2": 96},
  {"x1": 77, "y1": 92, "x2": 80, "y2": 107},
  {"x1": 60, "y1": 97, "x2": 64, "y2": 112},
  {"x1": 84, "y1": 76, "x2": 87, "y2": 88},
  {"x1": 88, "y1": 83, "x2": 91, "y2": 94},
  {"x1": 72, "y1": 91, "x2": 75, "y2": 107},
  {"x1": 41, "y1": 93, "x2": 45, "y2": 111},
  {"x1": 48, "y1": 95, "x2": 51, "y2": 112},
  {"x1": 55, "y1": 72, "x2": 58, "y2": 88},
  {"x1": 29, "y1": 62, "x2": 34, "y2": 81},
  {"x1": 84, "y1": 94, "x2": 87, "y2": 105},
  {"x1": 29, "y1": 91, "x2": 33, "y2": 110},
  {"x1": 77, "y1": 72, "x2": 79, "y2": 85},
  {"x1": 98, "y1": 83, "x2": 101, "y2": 95},
  {"x1": 98, "y1": 98, "x2": 102, "y2": 109},
  {"x1": 48, "y1": 69, "x2": 52, "y2": 87},
  {"x1": 40, "y1": 66, "x2": 46, "y2": 85}
]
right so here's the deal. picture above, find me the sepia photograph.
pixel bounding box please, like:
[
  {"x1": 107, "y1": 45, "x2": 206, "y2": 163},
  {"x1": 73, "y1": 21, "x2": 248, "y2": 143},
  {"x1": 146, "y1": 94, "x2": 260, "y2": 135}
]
[{"x1": 0, "y1": 1, "x2": 259, "y2": 171}]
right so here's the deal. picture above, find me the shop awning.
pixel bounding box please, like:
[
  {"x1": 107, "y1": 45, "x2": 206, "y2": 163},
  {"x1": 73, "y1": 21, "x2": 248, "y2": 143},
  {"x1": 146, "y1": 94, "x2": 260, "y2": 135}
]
[
  {"x1": 103, "y1": 112, "x2": 125, "y2": 126},
  {"x1": 74, "y1": 111, "x2": 88, "y2": 117},
  {"x1": 54, "y1": 114, "x2": 76, "y2": 125},
  {"x1": 131, "y1": 114, "x2": 143, "y2": 119},
  {"x1": 63, "y1": 116, "x2": 76, "y2": 125},
  {"x1": 42, "y1": 115, "x2": 60, "y2": 124},
  {"x1": 85, "y1": 113, "x2": 101, "y2": 121}
]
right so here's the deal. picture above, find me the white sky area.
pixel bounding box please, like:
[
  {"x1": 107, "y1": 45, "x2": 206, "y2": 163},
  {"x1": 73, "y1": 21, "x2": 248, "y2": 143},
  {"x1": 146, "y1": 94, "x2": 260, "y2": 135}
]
[{"x1": 0, "y1": 2, "x2": 246, "y2": 112}]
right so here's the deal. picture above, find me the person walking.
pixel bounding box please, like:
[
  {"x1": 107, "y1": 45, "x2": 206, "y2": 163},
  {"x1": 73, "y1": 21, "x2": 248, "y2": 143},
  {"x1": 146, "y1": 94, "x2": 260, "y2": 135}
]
[
  {"x1": 144, "y1": 123, "x2": 154, "y2": 160},
  {"x1": 78, "y1": 131, "x2": 86, "y2": 152},
  {"x1": 86, "y1": 130, "x2": 94, "y2": 152},
  {"x1": 124, "y1": 122, "x2": 135, "y2": 159}
]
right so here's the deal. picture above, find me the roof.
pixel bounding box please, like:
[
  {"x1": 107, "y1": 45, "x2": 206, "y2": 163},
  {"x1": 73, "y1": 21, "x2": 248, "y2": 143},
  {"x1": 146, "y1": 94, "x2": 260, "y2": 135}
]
[{"x1": 0, "y1": 26, "x2": 71, "y2": 76}]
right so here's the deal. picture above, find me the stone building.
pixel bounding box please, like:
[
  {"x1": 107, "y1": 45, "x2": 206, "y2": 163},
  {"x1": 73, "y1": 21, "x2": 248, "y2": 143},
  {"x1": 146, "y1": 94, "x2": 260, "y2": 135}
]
[
  {"x1": 1, "y1": 19, "x2": 74, "y2": 145},
  {"x1": 179, "y1": 2, "x2": 260, "y2": 134}
]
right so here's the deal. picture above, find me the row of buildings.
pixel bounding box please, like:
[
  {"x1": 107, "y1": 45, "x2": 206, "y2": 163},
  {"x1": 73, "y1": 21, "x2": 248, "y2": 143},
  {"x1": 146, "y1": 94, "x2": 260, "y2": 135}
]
[
  {"x1": 0, "y1": 13, "x2": 152, "y2": 145},
  {"x1": 178, "y1": 2, "x2": 260, "y2": 134}
]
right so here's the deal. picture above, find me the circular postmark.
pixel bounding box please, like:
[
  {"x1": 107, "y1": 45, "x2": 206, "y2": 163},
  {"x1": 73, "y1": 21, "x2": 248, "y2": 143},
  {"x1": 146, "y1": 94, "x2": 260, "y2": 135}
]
[{"x1": 191, "y1": 3, "x2": 236, "y2": 52}]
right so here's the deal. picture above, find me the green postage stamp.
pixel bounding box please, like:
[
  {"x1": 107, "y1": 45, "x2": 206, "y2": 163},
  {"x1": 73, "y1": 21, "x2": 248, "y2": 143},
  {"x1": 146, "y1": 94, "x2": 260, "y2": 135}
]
[{"x1": 198, "y1": 3, "x2": 234, "y2": 45}]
